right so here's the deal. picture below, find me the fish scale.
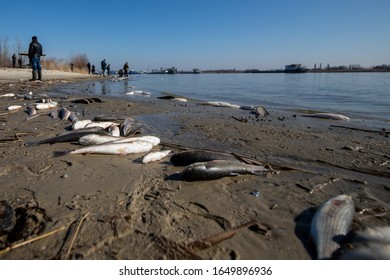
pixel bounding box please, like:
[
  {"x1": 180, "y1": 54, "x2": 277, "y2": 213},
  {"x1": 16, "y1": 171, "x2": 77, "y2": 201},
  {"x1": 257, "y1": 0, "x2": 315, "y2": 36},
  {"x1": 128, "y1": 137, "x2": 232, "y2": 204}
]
[{"x1": 310, "y1": 194, "x2": 355, "y2": 259}]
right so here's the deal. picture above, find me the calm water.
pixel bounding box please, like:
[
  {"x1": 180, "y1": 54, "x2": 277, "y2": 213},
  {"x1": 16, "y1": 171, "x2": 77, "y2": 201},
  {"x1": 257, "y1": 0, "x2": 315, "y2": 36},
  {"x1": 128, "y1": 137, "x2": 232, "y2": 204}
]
[{"x1": 57, "y1": 72, "x2": 390, "y2": 122}]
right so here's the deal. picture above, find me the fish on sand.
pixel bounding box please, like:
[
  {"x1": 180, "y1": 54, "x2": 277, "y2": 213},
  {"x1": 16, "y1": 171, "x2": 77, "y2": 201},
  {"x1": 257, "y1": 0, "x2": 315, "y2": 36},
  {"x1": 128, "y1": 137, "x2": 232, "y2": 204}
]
[
  {"x1": 141, "y1": 150, "x2": 171, "y2": 163},
  {"x1": 181, "y1": 160, "x2": 269, "y2": 181},
  {"x1": 56, "y1": 140, "x2": 153, "y2": 156},
  {"x1": 170, "y1": 150, "x2": 242, "y2": 166},
  {"x1": 310, "y1": 194, "x2": 355, "y2": 259},
  {"x1": 25, "y1": 127, "x2": 107, "y2": 146},
  {"x1": 302, "y1": 113, "x2": 350, "y2": 121}
]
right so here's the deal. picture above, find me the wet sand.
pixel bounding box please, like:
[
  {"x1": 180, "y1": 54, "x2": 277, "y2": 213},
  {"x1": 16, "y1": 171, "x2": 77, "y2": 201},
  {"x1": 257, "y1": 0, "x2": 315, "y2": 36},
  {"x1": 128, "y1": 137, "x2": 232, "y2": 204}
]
[{"x1": 0, "y1": 69, "x2": 389, "y2": 259}]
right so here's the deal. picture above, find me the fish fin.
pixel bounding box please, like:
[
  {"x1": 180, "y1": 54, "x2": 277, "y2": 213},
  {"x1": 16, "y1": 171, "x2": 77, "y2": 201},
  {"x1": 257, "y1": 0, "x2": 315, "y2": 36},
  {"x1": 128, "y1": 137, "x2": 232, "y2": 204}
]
[
  {"x1": 251, "y1": 170, "x2": 267, "y2": 176},
  {"x1": 53, "y1": 150, "x2": 71, "y2": 157},
  {"x1": 229, "y1": 172, "x2": 240, "y2": 177}
]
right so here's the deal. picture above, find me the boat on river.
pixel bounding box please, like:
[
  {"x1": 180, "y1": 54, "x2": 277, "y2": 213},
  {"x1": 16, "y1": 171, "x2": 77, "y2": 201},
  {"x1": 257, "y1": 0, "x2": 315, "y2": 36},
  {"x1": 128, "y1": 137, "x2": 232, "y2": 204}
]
[{"x1": 284, "y1": 64, "x2": 308, "y2": 73}]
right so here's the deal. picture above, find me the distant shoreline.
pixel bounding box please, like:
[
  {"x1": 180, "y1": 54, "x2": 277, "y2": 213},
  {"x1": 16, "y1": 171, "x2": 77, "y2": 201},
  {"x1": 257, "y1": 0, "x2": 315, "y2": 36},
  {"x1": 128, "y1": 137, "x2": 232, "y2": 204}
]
[{"x1": 197, "y1": 68, "x2": 390, "y2": 74}]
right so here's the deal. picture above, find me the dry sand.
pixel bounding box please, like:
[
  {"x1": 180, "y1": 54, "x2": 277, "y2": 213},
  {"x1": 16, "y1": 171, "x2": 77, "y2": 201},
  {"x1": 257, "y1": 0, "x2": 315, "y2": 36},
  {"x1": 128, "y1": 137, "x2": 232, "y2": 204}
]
[{"x1": 0, "y1": 68, "x2": 389, "y2": 260}]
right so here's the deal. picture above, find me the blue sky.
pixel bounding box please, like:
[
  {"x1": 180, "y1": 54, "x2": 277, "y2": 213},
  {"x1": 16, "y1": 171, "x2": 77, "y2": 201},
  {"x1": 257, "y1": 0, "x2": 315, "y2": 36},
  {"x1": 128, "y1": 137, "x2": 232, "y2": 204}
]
[{"x1": 1, "y1": 0, "x2": 389, "y2": 71}]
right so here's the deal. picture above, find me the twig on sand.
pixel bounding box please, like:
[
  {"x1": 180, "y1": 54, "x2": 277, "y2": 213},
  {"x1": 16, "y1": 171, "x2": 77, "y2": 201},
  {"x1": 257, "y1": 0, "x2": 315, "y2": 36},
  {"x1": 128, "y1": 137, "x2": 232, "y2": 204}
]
[
  {"x1": 330, "y1": 125, "x2": 389, "y2": 134},
  {"x1": 186, "y1": 220, "x2": 257, "y2": 251},
  {"x1": 0, "y1": 109, "x2": 22, "y2": 116},
  {"x1": 26, "y1": 113, "x2": 47, "y2": 121},
  {"x1": 0, "y1": 226, "x2": 67, "y2": 255},
  {"x1": 65, "y1": 212, "x2": 90, "y2": 259}
]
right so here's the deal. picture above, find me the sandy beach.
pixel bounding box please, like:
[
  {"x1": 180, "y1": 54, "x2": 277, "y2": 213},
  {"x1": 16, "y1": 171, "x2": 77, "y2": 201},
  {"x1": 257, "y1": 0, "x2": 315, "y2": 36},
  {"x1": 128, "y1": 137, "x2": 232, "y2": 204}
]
[{"x1": 0, "y1": 68, "x2": 389, "y2": 260}]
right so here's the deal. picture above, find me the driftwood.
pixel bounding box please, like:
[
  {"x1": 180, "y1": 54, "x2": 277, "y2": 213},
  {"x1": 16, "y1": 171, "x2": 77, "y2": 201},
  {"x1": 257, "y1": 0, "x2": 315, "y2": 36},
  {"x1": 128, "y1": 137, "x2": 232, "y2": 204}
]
[
  {"x1": 330, "y1": 125, "x2": 389, "y2": 134},
  {"x1": 186, "y1": 220, "x2": 257, "y2": 251}
]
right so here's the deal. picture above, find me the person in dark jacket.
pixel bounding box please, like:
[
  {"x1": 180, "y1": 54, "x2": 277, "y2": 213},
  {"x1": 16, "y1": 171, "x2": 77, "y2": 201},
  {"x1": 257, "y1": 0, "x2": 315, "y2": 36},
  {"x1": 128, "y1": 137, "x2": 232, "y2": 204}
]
[
  {"x1": 101, "y1": 59, "x2": 107, "y2": 76},
  {"x1": 123, "y1": 62, "x2": 129, "y2": 77},
  {"x1": 106, "y1": 64, "x2": 110, "y2": 76},
  {"x1": 87, "y1": 62, "x2": 91, "y2": 74},
  {"x1": 12, "y1": 54, "x2": 17, "y2": 68},
  {"x1": 28, "y1": 36, "x2": 43, "y2": 81}
]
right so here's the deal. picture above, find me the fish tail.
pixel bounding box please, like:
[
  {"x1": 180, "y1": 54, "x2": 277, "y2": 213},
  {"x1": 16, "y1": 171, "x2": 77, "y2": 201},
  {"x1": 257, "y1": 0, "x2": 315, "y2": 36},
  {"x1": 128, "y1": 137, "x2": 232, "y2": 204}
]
[{"x1": 53, "y1": 150, "x2": 71, "y2": 157}]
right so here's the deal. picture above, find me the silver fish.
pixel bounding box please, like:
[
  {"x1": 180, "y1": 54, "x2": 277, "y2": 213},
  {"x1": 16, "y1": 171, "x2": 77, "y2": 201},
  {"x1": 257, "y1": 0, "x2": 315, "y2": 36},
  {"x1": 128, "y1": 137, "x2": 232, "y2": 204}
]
[
  {"x1": 62, "y1": 140, "x2": 153, "y2": 156},
  {"x1": 338, "y1": 242, "x2": 390, "y2": 260},
  {"x1": 181, "y1": 160, "x2": 269, "y2": 181},
  {"x1": 108, "y1": 125, "x2": 120, "y2": 137},
  {"x1": 26, "y1": 106, "x2": 37, "y2": 116},
  {"x1": 170, "y1": 150, "x2": 241, "y2": 166},
  {"x1": 141, "y1": 150, "x2": 171, "y2": 164},
  {"x1": 59, "y1": 107, "x2": 71, "y2": 120},
  {"x1": 120, "y1": 117, "x2": 136, "y2": 136},
  {"x1": 351, "y1": 226, "x2": 390, "y2": 244},
  {"x1": 68, "y1": 112, "x2": 80, "y2": 123},
  {"x1": 25, "y1": 127, "x2": 107, "y2": 146},
  {"x1": 302, "y1": 113, "x2": 350, "y2": 121},
  {"x1": 78, "y1": 134, "x2": 160, "y2": 146},
  {"x1": 310, "y1": 194, "x2": 355, "y2": 259},
  {"x1": 93, "y1": 115, "x2": 129, "y2": 122}
]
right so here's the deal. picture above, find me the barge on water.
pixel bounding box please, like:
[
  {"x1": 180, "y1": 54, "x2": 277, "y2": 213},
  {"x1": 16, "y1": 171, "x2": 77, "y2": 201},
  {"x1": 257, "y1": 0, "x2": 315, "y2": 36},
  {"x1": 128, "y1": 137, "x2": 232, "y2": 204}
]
[{"x1": 284, "y1": 64, "x2": 308, "y2": 73}]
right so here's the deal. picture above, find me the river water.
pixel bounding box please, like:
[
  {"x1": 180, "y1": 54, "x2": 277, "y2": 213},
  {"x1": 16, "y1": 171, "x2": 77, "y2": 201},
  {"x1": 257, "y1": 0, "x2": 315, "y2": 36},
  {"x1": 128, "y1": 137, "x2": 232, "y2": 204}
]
[{"x1": 56, "y1": 72, "x2": 390, "y2": 123}]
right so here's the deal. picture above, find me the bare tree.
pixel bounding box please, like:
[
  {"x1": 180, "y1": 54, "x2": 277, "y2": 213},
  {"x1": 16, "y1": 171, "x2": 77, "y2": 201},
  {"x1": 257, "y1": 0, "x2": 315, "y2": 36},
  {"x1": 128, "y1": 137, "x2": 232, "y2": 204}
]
[
  {"x1": 15, "y1": 36, "x2": 23, "y2": 54},
  {"x1": 0, "y1": 37, "x2": 12, "y2": 67},
  {"x1": 70, "y1": 53, "x2": 89, "y2": 72}
]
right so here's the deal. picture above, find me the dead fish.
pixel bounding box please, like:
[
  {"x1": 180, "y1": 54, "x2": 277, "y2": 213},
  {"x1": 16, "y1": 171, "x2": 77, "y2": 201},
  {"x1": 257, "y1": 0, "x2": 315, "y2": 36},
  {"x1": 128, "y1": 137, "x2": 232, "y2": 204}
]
[
  {"x1": 0, "y1": 93, "x2": 15, "y2": 98},
  {"x1": 59, "y1": 107, "x2": 71, "y2": 120},
  {"x1": 120, "y1": 117, "x2": 136, "y2": 136},
  {"x1": 57, "y1": 140, "x2": 153, "y2": 156},
  {"x1": 0, "y1": 200, "x2": 15, "y2": 234},
  {"x1": 170, "y1": 150, "x2": 242, "y2": 166},
  {"x1": 181, "y1": 160, "x2": 269, "y2": 181},
  {"x1": 354, "y1": 226, "x2": 390, "y2": 243},
  {"x1": 108, "y1": 125, "x2": 120, "y2": 136},
  {"x1": 125, "y1": 90, "x2": 150, "y2": 96},
  {"x1": 26, "y1": 106, "x2": 37, "y2": 116},
  {"x1": 7, "y1": 105, "x2": 22, "y2": 111},
  {"x1": 85, "y1": 121, "x2": 120, "y2": 129},
  {"x1": 198, "y1": 101, "x2": 241, "y2": 109},
  {"x1": 253, "y1": 106, "x2": 269, "y2": 117},
  {"x1": 35, "y1": 101, "x2": 58, "y2": 110},
  {"x1": 72, "y1": 119, "x2": 92, "y2": 129},
  {"x1": 49, "y1": 109, "x2": 59, "y2": 119},
  {"x1": 25, "y1": 127, "x2": 107, "y2": 146},
  {"x1": 335, "y1": 226, "x2": 390, "y2": 259},
  {"x1": 141, "y1": 150, "x2": 171, "y2": 164},
  {"x1": 68, "y1": 112, "x2": 80, "y2": 122},
  {"x1": 302, "y1": 113, "x2": 350, "y2": 121},
  {"x1": 93, "y1": 115, "x2": 129, "y2": 122},
  {"x1": 338, "y1": 242, "x2": 390, "y2": 260},
  {"x1": 78, "y1": 134, "x2": 160, "y2": 146},
  {"x1": 310, "y1": 194, "x2": 355, "y2": 259}
]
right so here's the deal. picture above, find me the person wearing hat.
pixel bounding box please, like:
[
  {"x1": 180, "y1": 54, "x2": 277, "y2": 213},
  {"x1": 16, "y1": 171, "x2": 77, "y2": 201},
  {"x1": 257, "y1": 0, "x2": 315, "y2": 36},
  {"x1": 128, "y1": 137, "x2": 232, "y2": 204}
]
[{"x1": 28, "y1": 36, "x2": 43, "y2": 81}]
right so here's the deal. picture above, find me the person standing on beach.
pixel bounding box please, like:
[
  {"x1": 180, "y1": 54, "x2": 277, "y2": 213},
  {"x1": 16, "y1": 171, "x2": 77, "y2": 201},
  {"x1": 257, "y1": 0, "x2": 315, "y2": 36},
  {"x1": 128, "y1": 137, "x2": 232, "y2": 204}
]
[
  {"x1": 101, "y1": 59, "x2": 107, "y2": 76},
  {"x1": 123, "y1": 62, "x2": 129, "y2": 77},
  {"x1": 87, "y1": 62, "x2": 91, "y2": 74},
  {"x1": 12, "y1": 54, "x2": 17, "y2": 68},
  {"x1": 92, "y1": 65, "x2": 96, "y2": 74},
  {"x1": 107, "y1": 64, "x2": 110, "y2": 76},
  {"x1": 28, "y1": 36, "x2": 43, "y2": 81}
]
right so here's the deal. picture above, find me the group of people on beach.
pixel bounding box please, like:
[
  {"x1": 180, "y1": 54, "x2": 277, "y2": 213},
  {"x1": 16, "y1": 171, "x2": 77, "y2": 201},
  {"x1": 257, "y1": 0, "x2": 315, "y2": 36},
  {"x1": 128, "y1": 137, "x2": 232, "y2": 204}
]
[
  {"x1": 86, "y1": 60, "x2": 130, "y2": 77},
  {"x1": 24, "y1": 35, "x2": 131, "y2": 81}
]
